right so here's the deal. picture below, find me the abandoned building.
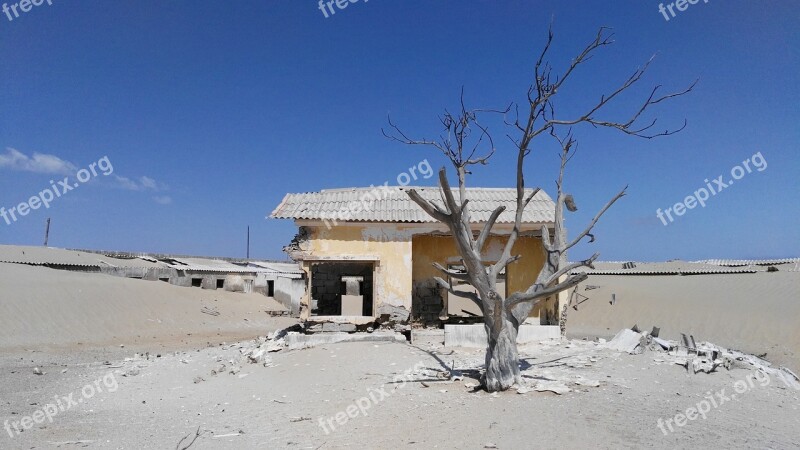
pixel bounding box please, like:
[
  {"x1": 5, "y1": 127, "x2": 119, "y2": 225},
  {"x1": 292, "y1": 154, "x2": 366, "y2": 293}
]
[
  {"x1": 0, "y1": 245, "x2": 305, "y2": 311},
  {"x1": 246, "y1": 261, "x2": 306, "y2": 314},
  {"x1": 270, "y1": 186, "x2": 567, "y2": 333}
]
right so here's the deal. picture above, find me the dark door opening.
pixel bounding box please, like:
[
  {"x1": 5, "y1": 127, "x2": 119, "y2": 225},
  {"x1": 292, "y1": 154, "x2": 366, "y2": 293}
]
[{"x1": 310, "y1": 262, "x2": 374, "y2": 316}]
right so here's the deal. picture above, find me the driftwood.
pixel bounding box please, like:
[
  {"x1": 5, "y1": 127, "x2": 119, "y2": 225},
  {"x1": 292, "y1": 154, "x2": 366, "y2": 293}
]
[
  {"x1": 384, "y1": 23, "x2": 693, "y2": 391},
  {"x1": 176, "y1": 426, "x2": 203, "y2": 450}
]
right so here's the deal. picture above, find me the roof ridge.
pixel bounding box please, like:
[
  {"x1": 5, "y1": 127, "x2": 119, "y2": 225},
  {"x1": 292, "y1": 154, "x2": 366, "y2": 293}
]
[
  {"x1": 270, "y1": 187, "x2": 555, "y2": 224},
  {"x1": 316, "y1": 186, "x2": 544, "y2": 193}
]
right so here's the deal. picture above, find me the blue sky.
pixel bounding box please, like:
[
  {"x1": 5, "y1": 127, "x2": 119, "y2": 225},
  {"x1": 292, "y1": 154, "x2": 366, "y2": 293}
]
[{"x1": 0, "y1": 0, "x2": 797, "y2": 261}]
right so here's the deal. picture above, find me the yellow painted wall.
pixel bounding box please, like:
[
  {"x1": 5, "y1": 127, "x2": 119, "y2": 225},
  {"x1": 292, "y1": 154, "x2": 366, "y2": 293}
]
[
  {"x1": 300, "y1": 223, "x2": 557, "y2": 322},
  {"x1": 412, "y1": 234, "x2": 555, "y2": 320},
  {"x1": 304, "y1": 225, "x2": 414, "y2": 315}
]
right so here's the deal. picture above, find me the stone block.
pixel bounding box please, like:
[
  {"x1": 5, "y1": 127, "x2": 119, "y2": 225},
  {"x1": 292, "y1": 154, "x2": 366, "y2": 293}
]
[
  {"x1": 321, "y1": 322, "x2": 357, "y2": 333},
  {"x1": 341, "y1": 295, "x2": 364, "y2": 316}
]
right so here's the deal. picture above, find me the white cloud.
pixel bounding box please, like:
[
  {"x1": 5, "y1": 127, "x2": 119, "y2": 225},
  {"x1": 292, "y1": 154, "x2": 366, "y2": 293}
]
[
  {"x1": 114, "y1": 175, "x2": 166, "y2": 191},
  {"x1": 139, "y1": 176, "x2": 158, "y2": 190},
  {"x1": 2, "y1": 148, "x2": 170, "y2": 200},
  {"x1": 114, "y1": 176, "x2": 140, "y2": 190},
  {"x1": 153, "y1": 195, "x2": 173, "y2": 205},
  {"x1": 0, "y1": 148, "x2": 77, "y2": 175}
]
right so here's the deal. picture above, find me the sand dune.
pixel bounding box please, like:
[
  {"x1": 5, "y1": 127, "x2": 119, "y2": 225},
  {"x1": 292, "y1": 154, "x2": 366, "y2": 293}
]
[
  {"x1": 568, "y1": 271, "x2": 800, "y2": 371},
  {"x1": 0, "y1": 263, "x2": 292, "y2": 352}
]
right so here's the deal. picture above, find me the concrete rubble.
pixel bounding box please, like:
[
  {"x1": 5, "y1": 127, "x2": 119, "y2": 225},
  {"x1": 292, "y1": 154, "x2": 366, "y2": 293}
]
[
  {"x1": 236, "y1": 326, "x2": 406, "y2": 367},
  {"x1": 602, "y1": 326, "x2": 798, "y2": 383},
  {"x1": 427, "y1": 324, "x2": 799, "y2": 395},
  {"x1": 604, "y1": 328, "x2": 648, "y2": 354}
]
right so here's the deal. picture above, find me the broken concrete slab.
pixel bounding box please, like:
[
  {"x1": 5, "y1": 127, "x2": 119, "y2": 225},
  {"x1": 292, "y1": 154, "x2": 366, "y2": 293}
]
[
  {"x1": 283, "y1": 331, "x2": 405, "y2": 350},
  {"x1": 444, "y1": 324, "x2": 560, "y2": 348},
  {"x1": 605, "y1": 329, "x2": 646, "y2": 354},
  {"x1": 652, "y1": 336, "x2": 673, "y2": 351}
]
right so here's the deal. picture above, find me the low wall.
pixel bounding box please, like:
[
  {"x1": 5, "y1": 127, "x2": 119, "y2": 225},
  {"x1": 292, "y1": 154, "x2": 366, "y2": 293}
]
[{"x1": 444, "y1": 324, "x2": 560, "y2": 348}]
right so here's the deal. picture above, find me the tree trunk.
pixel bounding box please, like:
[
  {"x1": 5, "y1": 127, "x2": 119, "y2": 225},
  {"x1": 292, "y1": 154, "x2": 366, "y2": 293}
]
[{"x1": 483, "y1": 314, "x2": 521, "y2": 392}]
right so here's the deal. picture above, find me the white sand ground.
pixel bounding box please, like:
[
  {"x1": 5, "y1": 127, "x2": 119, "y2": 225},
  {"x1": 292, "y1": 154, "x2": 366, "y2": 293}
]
[
  {"x1": 1, "y1": 262, "x2": 799, "y2": 448},
  {"x1": 0, "y1": 339, "x2": 798, "y2": 449}
]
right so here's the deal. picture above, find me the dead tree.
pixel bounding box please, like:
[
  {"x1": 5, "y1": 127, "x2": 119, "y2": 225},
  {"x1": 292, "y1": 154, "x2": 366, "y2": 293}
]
[{"x1": 384, "y1": 25, "x2": 695, "y2": 392}]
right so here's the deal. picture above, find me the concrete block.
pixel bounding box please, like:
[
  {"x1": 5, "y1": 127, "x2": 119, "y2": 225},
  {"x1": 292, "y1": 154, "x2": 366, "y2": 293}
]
[
  {"x1": 284, "y1": 332, "x2": 405, "y2": 350},
  {"x1": 341, "y1": 295, "x2": 364, "y2": 316},
  {"x1": 444, "y1": 324, "x2": 560, "y2": 348},
  {"x1": 411, "y1": 329, "x2": 444, "y2": 346}
]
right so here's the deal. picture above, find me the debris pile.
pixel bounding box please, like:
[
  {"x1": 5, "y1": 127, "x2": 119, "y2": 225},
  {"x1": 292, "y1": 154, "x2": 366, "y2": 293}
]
[{"x1": 604, "y1": 326, "x2": 798, "y2": 384}]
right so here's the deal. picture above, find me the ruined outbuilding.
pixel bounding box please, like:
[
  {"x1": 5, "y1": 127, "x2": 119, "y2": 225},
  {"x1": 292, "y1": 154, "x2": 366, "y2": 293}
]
[
  {"x1": 270, "y1": 186, "x2": 566, "y2": 330},
  {"x1": 0, "y1": 245, "x2": 305, "y2": 313}
]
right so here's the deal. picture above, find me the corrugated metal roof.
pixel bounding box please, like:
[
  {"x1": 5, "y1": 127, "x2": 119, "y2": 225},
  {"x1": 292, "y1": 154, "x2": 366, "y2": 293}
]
[
  {"x1": 270, "y1": 186, "x2": 555, "y2": 224},
  {"x1": 248, "y1": 261, "x2": 304, "y2": 275},
  {"x1": 572, "y1": 268, "x2": 758, "y2": 276},
  {"x1": 694, "y1": 258, "x2": 800, "y2": 267},
  {"x1": 161, "y1": 257, "x2": 260, "y2": 273},
  {"x1": 0, "y1": 245, "x2": 166, "y2": 269},
  {"x1": 571, "y1": 260, "x2": 760, "y2": 276}
]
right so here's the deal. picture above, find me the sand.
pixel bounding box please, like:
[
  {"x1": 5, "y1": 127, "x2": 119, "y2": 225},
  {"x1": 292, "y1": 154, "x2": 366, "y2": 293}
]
[
  {"x1": 568, "y1": 271, "x2": 800, "y2": 372},
  {"x1": 0, "y1": 339, "x2": 798, "y2": 449},
  {"x1": 0, "y1": 262, "x2": 295, "y2": 355},
  {"x1": 1, "y1": 261, "x2": 799, "y2": 448}
]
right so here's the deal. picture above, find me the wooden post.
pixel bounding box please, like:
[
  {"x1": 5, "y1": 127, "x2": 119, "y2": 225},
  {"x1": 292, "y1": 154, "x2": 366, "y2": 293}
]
[{"x1": 43, "y1": 218, "x2": 51, "y2": 246}]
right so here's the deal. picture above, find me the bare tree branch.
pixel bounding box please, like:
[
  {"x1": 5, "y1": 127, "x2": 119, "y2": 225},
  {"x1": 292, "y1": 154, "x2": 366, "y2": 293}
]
[
  {"x1": 475, "y1": 205, "x2": 505, "y2": 252},
  {"x1": 564, "y1": 187, "x2": 627, "y2": 251},
  {"x1": 432, "y1": 262, "x2": 470, "y2": 281},
  {"x1": 538, "y1": 59, "x2": 696, "y2": 139},
  {"x1": 382, "y1": 88, "x2": 506, "y2": 171},
  {"x1": 544, "y1": 252, "x2": 599, "y2": 286},
  {"x1": 433, "y1": 276, "x2": 481, "y2": 308},
  {"x1": 505, "y1": 273, "x2": 589, "y2": 310},
  {"x1": 406, "y1": 188, "x2": 451, "y2": 223}
]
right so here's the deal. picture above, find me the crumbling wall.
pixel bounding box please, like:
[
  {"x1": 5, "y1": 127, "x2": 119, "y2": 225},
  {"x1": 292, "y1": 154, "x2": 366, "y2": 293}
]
[
  {"x1": 275, "y1": 276, "x2": 304, "y2": 315},
  {"x1": 300, "y1": 224, "x2": 414, "y2": 320},
  {"x1": 412, "y1": 278, "x2": 442, "y2": 325}
]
